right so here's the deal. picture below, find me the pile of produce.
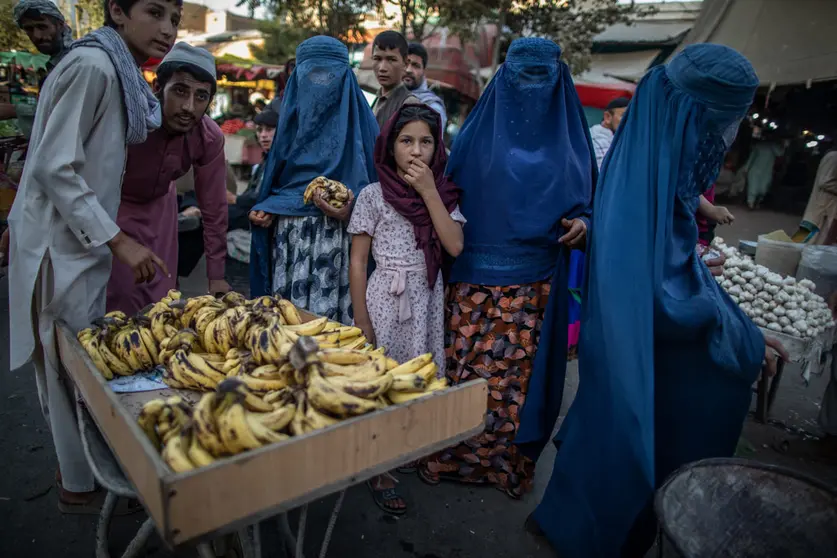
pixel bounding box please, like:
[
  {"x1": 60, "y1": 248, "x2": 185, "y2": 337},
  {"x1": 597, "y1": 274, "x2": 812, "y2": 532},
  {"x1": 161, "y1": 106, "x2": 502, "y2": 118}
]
[
  {"x1": 78, "y1": 291, "x2": 448, "y2": 472},
  {"x1": 76, "y1": 290, "x2": 369, "y2": 381},
  {"x1": 140, "y1": 341, "x2": 446, "y2": 472},
  {"x1": 713, "y1": 238, "x2": 835, "y2": 338},
  {"x1": 302, "y1": 176, "x2": 351, "y2": 209}
]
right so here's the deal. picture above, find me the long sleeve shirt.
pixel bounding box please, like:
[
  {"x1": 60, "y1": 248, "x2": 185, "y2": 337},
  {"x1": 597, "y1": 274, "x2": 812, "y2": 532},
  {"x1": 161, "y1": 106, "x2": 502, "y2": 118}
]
[
  {"x1": 590, "y1": 124, "x2": 614, "y2": 170},
  {"x1": 8, "y1": 46, "x2": 127, "y2": 369},
  {"x1": 107, "y1": 116, "x2": 228, "y2": 313}
]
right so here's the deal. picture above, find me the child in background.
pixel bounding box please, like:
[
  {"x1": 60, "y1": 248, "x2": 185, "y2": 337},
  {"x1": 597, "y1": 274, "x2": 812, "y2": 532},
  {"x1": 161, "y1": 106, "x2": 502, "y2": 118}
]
[
  {"x1": 348, "y1": 104, "x2": 464, "y2": 515},
  {"x1": 697, "y1": 185, "x2": 735, "y2": 246}
]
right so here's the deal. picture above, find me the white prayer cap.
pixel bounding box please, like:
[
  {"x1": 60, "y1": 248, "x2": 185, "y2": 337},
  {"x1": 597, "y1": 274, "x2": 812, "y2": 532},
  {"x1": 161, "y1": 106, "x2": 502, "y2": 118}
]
[{"x1": 158, "y1": 42, "x2": 216, "y2": 86}]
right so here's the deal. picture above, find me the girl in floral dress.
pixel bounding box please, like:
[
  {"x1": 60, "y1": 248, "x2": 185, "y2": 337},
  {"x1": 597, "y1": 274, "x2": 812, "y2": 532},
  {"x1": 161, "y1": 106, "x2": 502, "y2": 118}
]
[{"x1": 348, "y1": 104, "x2": 464, "y2": 514}]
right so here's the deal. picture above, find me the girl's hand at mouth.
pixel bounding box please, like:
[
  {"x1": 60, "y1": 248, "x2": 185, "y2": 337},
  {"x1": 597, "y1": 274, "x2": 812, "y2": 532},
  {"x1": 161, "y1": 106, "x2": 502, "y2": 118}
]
[{"x1": 403, "y1": 160, "x2": 437, "y2": 198}]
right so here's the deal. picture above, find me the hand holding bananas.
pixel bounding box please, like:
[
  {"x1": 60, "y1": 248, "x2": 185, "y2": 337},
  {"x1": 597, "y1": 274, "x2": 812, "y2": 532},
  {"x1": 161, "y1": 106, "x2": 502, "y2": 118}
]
[
  {"x1": 139, "y1": 338, "x2": 449, "y2": 473},
  {"x1": 303, "y1": 177, "x2": 354, "y2": 221}
]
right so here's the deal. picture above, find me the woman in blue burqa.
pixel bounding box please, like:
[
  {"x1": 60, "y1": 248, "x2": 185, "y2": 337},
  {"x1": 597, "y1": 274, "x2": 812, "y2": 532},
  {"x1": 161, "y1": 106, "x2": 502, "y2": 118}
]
[
  {"x1": 420, "y1": 38, "x2": 596, "y2": 499},
  {"x1": 249, "y1": 36, "x2": 379, "y2": 323},
  {"x1": 527, "y1": 44, "x2": 788, "y2": 557}
]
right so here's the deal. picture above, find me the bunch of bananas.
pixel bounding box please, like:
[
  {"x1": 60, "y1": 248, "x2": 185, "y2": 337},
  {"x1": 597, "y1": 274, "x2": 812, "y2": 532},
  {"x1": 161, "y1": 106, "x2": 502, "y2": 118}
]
[
  {"x1": 302, "y1": 176, "x2": 351, "y2": 209},
  {"x1": 140, "y1": 338, "x2": 449, "y2": 473},
  {"x1": 77, "y1": 308, "x2": 171, "y2": 380},
  {"x1": 139, "y1": 379, "x2": 288, "y2": 472},
  {"x1": 153, "y1": 294, "x2": 377, "y2": 393}
]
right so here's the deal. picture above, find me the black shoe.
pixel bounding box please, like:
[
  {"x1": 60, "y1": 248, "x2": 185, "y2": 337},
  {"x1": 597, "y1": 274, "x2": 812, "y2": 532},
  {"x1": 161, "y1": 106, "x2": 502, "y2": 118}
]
[{"x1": 178, "y1": 214, "x2": 201, "y2": 232}]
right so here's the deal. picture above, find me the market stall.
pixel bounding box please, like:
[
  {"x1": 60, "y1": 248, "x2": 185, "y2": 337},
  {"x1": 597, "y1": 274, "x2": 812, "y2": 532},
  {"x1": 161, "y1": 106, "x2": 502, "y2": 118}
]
[
  {"x1": 57, "y1": 295, "x2": 487, "y2": 556},
  {"x1": 711, "y1": 236, "x2": 837, "y2": 422}
]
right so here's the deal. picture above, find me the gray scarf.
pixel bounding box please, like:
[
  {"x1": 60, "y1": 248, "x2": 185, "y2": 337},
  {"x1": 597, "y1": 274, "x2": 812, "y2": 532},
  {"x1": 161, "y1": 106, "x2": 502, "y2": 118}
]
[{"x1": 71, "y1": 27, "x2": 161, "y2": 144}]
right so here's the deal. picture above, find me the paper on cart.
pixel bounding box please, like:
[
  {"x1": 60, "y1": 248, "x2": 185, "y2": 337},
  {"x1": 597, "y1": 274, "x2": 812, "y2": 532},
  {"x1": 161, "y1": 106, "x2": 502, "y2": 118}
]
[{"x1": 108, "y1": 367, "x2": 167, "y2": 393}]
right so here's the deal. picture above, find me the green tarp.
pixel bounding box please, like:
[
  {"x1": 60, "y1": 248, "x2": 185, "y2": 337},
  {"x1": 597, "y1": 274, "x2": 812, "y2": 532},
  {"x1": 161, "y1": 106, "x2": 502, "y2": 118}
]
[{"x1": 0, "y1": 51, "x2": 49, "y2": 70}]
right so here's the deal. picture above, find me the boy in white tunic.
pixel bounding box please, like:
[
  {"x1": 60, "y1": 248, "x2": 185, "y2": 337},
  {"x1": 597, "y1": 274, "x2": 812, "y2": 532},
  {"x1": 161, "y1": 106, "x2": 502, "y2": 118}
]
[{"x1": 6, "y1": 0, "x2": 181, "y2": 513}]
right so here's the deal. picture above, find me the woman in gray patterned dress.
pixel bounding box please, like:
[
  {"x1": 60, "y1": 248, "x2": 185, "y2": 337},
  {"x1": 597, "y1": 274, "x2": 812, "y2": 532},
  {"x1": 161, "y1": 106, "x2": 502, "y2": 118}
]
[{"x1": 249, "y1": 36, "x2": 379, "y2": 322}]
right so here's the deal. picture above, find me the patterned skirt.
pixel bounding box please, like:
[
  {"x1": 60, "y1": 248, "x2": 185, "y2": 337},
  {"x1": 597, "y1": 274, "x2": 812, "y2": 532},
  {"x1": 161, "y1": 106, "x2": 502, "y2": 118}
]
[
  {"x1": 272, "y1": 215, "x2": 351, "y2": 324},
  {"x1": 423, "y1": 280, "x2": 551, "y2": 498}
]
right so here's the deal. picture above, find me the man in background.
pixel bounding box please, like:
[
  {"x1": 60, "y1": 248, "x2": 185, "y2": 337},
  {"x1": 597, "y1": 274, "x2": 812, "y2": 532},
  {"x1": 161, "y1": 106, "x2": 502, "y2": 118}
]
[
  {"x1": 590, "y1": 97, "x2": 629, "y2": 169},
  {"x1": 371, "y1": 30, "x2": 417, "y2": 128},
  {"x1": 403, "y1": 43, "x2": 447, "y2": 131},
  {"x1": 0, "y1": 0, "x2": 73, "y2": 125}
]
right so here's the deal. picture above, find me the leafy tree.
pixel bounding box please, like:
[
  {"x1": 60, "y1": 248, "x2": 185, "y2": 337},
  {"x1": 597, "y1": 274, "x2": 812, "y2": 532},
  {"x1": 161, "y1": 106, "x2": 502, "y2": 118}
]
[
  {"x1": 238, "y1": 0, "x2": 377, "y2": 41},
  {"x1": 250, "y1": 19, "x2": 314, "y2": 64},
  {"x1": 375, "y1": 0, "x2": 441, "y2": 42},
  {"x1": 0, "y1": 0, "x2": 36, "y2": 51},
  {"x1": 385, "y1": 0, "x2": 651, "y2": 79},
  {"x1": 74, "y1": 0, "x2": 104, "y2": 37},
  {"x1": 508, "y1": 0, "x2": 653, "y2": 75}
]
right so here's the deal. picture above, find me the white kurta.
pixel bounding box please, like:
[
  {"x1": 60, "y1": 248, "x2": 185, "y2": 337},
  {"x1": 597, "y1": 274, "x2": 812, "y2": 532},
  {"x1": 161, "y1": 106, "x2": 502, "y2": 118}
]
[{"x1": 7, "y1": 47, "x2": 127, "y2": 492}]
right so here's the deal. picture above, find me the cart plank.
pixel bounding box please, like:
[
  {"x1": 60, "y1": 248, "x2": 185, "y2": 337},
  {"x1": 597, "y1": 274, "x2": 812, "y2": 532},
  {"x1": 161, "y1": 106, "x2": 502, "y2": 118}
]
[
  {"x1": 56, "y1": 322, "x2": 169, "y2": 530},
  {"x1": 165, "y1": 380, "x2": 487, "y2": 545}
]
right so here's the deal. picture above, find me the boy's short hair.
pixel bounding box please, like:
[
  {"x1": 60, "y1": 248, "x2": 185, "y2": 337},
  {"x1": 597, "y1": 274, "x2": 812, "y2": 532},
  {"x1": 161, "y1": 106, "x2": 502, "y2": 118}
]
[
  {"x1": 605, "y1": 97, "x2": 630, "y2": 112},
  {"x1": 104, "y1": 0, "x2": 184, "y2": 28},
  {"x1": 373, "y1": 30, "x2": 408, "y2": 60},
  {"x1": 407, "y1": 43, "x2": 429, "y2": 69}
]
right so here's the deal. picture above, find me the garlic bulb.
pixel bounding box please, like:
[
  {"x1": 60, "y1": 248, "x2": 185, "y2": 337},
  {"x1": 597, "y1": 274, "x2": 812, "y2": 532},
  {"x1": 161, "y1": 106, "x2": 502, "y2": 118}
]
[
  {"x1": 799, "y1": 279, "x2": 816, "y2": 292},
  {"x1": 783, "y1": 325, "x2": 800, "y2": 336}
]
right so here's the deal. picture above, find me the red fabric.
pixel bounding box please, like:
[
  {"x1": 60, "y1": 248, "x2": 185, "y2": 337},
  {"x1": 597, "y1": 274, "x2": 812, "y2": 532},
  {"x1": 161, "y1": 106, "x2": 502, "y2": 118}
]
[
  {"x1": 375, "y1": 104, "x2": 460, "y2": 287},
  {"x1": 574, "y1": 82, "x2": 635, "y2": 109},
  {"x1": 696, "y1": 185, "x2": 716, "y2": 246}
]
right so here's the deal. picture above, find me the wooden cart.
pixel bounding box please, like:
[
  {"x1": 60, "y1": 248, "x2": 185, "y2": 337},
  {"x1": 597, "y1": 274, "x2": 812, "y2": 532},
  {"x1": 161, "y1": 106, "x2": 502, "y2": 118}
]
[{"x1": 56, "y1": 322, "x2": 488, "y2": 550}]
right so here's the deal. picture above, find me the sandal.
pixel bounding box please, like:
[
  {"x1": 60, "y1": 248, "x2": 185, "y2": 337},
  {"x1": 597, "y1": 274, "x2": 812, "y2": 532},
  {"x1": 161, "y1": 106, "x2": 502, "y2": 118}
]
[
  {"x1": 366, "y1": 476, "x2": 407, "y2": 516},
  {"x1": 503, "y1": 486, "x2": 523, "y2": 500},
  {"x1": 417, "y1": 466, "x2": 440, "y2": 486},
  {"x1": 396, "y1": 460, "x2": 418, "y2": 474}
]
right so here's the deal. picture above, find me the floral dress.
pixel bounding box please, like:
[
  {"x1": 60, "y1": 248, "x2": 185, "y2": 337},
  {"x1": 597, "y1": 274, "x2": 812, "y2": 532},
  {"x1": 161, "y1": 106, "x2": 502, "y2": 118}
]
[{"x1": 347, "y1": 183, "x2": 465, "y2": 373}]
